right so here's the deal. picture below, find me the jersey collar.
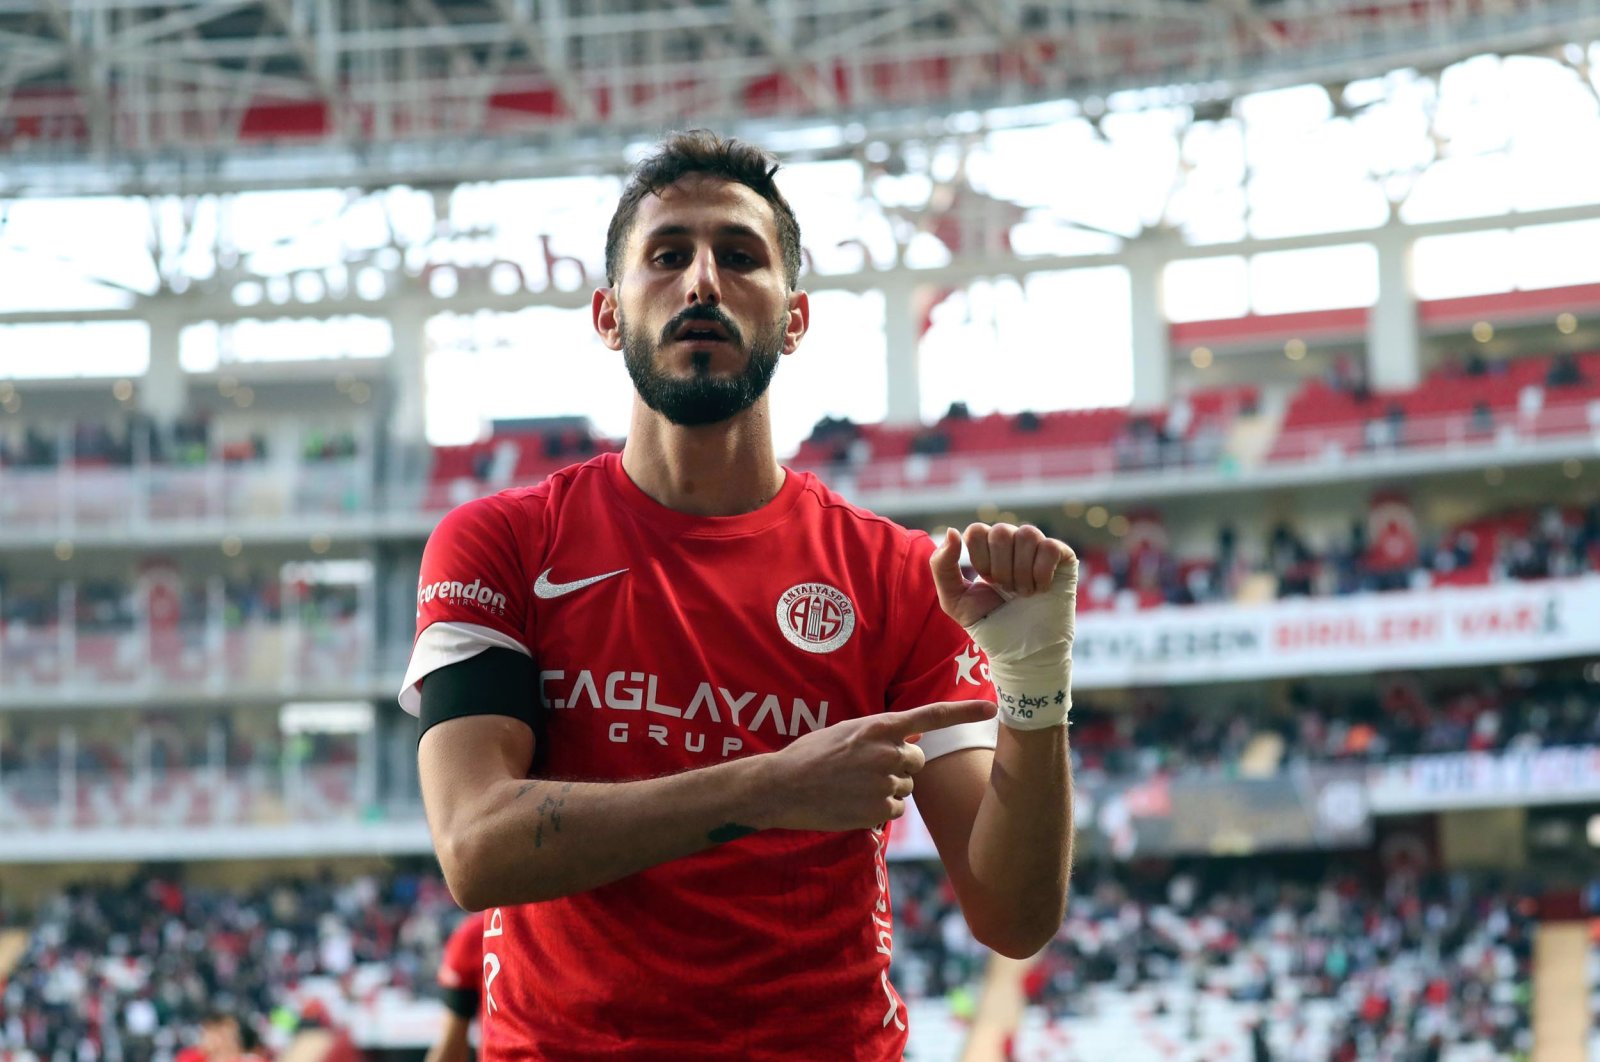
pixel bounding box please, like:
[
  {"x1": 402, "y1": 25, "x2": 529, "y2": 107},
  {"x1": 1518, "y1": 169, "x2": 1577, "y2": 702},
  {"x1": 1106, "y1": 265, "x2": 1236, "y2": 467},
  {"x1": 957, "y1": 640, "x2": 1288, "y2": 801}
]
[{"x1": 601, "y1": 451, "x2": 808, "y2": 538}]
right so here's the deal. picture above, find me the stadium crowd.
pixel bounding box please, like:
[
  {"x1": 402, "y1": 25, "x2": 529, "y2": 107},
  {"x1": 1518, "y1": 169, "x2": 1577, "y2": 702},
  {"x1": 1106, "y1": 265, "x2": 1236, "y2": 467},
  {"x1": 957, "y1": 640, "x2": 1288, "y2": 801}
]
[
  {"x1": 0, "y1": 418, "x2": 363, "y2": 470},
  {"x1": 887, "y1": 854, "x2": 1548, "y2": 1061},
  {"x1": 0, "y1": 715, "x2": 357, "y2": 780},
  {"x1": 0, "y1": 869, "x2": 460, "y2": 1061},
  {"x1": 2, "y1": 500, "x2": 1594, "y2": 643},
  {"x1": 0, "y1": 571, "x2": 362, "y2": 633},
  {"x1": 0, "y1": 418, "x2": 247, "y2": 469},
  {"x1": 1075, "y1": 500, "x2": 1600, "y2": 610},
  {"x1": 1, "y1": 665, "x2": 1593, "y2": 820},
  {"x1": 1020, "y1": 865, "x2": 1538, "y2": 1061},
  {"x1": 0, "y1": 569, "x2": 364, "y2": 695},
  {"x1": 1070, "y1": 665, "x2": 1600, "y2": 781},
  {"x1": 802, "y1": 400, "x2": 1238, "y2": 476},
  {"x1": 0, "y1": 860, "x2": 1541, "y2": 1060}
]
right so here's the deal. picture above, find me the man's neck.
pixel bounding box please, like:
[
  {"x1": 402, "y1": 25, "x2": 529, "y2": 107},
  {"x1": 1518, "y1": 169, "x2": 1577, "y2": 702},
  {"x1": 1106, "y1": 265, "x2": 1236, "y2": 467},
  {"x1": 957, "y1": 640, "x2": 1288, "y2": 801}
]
[{"x1": 620, "y1": 399, "x2": 785, "y2": 517}]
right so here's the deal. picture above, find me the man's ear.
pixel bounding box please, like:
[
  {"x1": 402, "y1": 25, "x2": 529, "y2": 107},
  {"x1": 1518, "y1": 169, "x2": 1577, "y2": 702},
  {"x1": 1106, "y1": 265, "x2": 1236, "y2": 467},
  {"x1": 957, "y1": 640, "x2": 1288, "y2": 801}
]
[
  {"x1": 782, "y1": 289, "x2": 810, "y2": 356},
  {"x1": 593, "y1": 287, "x2": 623, "y2": 351}
]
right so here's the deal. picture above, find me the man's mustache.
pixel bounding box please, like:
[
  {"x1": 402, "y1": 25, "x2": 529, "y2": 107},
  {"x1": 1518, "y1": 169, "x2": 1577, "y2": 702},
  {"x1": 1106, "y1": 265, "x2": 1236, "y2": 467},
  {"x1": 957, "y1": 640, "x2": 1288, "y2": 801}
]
[{"x1": 659, "y1": 305, "x2": 744, "y2": 348}]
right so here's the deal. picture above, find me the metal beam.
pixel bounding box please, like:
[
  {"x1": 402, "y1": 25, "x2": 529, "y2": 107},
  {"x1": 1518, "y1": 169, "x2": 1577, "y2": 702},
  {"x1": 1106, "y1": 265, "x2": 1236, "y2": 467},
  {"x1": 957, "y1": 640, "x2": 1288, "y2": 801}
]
[
  {"x1": 102, "y1": 0, "x2": 259, "y2": 53},
  {"x1": 38, "y1": 0, "x2": 110, "y2": 152},
  {"x1": 488, "y1": 0, "x2": 596, "y2": 123},
  {"x1": 0, "y1": 0, "x2": 1597, "y2": 196},
  {"x1": 728, "y1": 0, "x2": 838, "y2": 113},
  {"x1": 261, "y1": 0, "x2": 348, "y2": 139}
]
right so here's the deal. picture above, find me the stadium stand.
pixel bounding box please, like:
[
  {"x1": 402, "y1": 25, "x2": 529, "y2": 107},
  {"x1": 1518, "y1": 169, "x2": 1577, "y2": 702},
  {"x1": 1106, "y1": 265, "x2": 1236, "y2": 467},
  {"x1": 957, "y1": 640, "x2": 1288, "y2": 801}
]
[
  {"x1": 1036, "y1": 869, "x2": 1536, "y2": 1060},
  {"x1": 0, "y1": 567, "x2": 372, "y2": 697},
  {"x1": 1269, "y1": 352, "x2": 1600, "y2": 464},
  {"x1": 0, "y1": 661, "x2": 1591, "y2": 839},
  {"x1": 769, "y1": 353, "x2": 1600, "y2": 496},
  {"x1": 4, "y1": 495, "x2": 1595, "y2": 696},
  {"x1": 424, "y1": 427, "x2": 620, "y2": 510},
  {"x1": 0, "y1": 858, "x2": 1558, "y2": 1062},
  {"x1": 0, "y1": 869, "x2": 458, "y2": 1060},
  {"x1": 6, "y1": 7, "x2": 1600, "y2": 1058},
  {"x1": 1, "y1": 661, "x2": 1594, "y2": 843},
  {"x1": 838, "y1": 858, "x2": 1558, "y2": 1061},
  {"x1": 789, "y1": 386, "x2": 1259, "y2": 492},
  {"x1": 1068, "y1": 664, "x2": 1600, "y2": 779},
  {"x1": 0, "y1": 352, "x2": 1593, "y2": 533},
  {"x1": 1071, "y1": 500, "x2": 1600, "y2": 611}
]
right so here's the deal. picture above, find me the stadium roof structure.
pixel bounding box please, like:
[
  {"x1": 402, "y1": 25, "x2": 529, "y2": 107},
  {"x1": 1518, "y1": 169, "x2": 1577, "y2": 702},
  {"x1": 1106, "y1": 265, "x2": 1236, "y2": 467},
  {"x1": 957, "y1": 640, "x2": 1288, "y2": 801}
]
[{"x1": 2, "y1": 0, "x2": 1599, "y2": 196}]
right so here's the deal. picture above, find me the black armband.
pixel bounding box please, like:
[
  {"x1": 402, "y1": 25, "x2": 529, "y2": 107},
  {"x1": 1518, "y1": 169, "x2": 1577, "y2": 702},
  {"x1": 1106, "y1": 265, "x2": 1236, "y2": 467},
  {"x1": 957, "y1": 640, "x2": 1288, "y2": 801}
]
[
  {"x1": 419, "y1": 647, "x2": 540, "y2": 739},
  {"x1": 440, "y1": 985, "x2": 481, "y2": 1020}
]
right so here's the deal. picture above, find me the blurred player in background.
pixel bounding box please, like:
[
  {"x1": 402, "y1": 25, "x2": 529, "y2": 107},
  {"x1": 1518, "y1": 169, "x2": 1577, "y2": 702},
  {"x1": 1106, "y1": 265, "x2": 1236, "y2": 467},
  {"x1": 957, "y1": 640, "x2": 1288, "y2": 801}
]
[
  {"x1": 174, "y1": 1010, "x2": 265, "y2": 1062},
  {"x1": 405, "y1": 130, "x2": 1079, "y2": 1059},
  {"x1": 425, "y1": 911, "x2": 486, "y2": 1062}
]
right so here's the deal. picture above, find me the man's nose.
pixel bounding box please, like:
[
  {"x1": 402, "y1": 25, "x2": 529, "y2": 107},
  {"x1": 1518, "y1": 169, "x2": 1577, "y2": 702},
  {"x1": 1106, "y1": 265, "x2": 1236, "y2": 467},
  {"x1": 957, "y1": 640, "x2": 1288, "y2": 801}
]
[{"x1": 686, "y1": 248, "x2": 720, "y2": 306}]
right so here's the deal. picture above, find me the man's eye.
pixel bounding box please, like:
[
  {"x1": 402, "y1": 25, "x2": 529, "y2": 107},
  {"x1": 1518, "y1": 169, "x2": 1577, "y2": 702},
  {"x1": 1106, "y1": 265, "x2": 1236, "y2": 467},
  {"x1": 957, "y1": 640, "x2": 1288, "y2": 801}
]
[
  {"x1": 653, "y1": 251, "x2": 686, "y2": 266},
  {"x1": 722, "y1": 251, "x2": 756, "y2": 266}
]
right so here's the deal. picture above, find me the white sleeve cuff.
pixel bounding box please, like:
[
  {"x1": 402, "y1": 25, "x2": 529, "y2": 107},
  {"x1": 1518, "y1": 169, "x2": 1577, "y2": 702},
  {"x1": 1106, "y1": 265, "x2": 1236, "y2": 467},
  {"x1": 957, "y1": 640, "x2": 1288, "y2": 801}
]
[
  {"x1": 398, "y1": 621, "x2": 532, "y2": 716},
  {"x1": 915, "y1": 714, "x2": 999, "y2": 761}
]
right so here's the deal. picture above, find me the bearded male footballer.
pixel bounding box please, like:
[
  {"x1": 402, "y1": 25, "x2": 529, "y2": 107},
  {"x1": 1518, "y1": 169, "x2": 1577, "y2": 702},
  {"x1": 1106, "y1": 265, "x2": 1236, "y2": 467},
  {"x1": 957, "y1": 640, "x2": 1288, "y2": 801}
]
[{"x1": 402, "y1": 130, "x2": 1078, "y2": 1060}]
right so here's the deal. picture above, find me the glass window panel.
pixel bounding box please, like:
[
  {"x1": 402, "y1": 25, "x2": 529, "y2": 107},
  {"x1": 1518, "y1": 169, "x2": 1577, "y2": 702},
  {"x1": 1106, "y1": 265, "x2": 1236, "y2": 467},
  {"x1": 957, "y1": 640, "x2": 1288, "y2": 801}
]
[
  {"x1": 1250, "y1": 244, "x2": 1379, "y2": 314},
  {"x1": 0, "y1": 322, "x2": 149, "y2": 378},
  {"x1": 1412, "y1": 230, "x2": 1515, "y2": 299},
  {"x1": 1511, "y1": 220, "x2": 1600, "y2": 291},
  {"x1": 1164, "y1": 256, "x2": 1249, "y2": 322},
  {"x1": 770, "y1": 291, "x2": 888, "y2": 456},
  {"x1": 919, "y1": 268, "x2": 1131, "y2": 421}
]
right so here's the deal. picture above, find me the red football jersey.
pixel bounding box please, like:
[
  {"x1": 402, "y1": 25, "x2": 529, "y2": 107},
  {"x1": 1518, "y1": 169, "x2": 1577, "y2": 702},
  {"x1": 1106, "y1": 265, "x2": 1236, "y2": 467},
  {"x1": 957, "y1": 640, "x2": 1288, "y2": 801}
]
[
  {"x1": 401, "y1": 452, "x2": 997, "y2": 1061},
  {"x1": 438, "y1": 910, "x2": 486, "y2": 995}
]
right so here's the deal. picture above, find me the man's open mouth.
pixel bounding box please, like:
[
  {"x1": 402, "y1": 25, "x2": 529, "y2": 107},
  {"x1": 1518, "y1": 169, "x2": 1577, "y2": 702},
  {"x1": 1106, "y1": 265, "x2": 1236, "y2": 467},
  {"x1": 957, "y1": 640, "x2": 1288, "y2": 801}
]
[{"x1": 674, "y1": 323, "x2": 731, "y2": 343}]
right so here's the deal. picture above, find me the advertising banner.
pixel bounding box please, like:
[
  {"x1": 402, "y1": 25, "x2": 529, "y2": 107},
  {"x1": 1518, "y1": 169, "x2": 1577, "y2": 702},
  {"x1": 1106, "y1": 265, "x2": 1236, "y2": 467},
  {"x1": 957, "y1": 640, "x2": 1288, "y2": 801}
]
[
  {"x1": 1367, "y1": 745, "x2": 1600, "y2": 814},
  {"x1": 887, "y1": 765, "x2": 1371, "y2": 863},
  {"x1": 1083, "y1": 765, "x2": 1371, "y2": 859},
  {"x1": 1072, "y1": 575, "x2": 1600, "y2": 688}
]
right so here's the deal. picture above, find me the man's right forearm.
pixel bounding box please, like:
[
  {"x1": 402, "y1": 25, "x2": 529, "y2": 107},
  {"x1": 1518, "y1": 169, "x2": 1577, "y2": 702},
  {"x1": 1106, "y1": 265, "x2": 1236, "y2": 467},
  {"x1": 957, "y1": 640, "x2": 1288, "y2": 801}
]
[
  {"x1": 428, "y1": 757, "x2": 777, "y2": 910},
  {"x1": 420, "y1": 699, "x2": 988, "y2": 910}
]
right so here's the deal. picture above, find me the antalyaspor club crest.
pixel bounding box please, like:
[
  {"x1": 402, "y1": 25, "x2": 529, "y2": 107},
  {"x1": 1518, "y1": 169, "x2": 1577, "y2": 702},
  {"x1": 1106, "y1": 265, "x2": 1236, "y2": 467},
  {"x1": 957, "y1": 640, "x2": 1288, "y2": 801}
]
[{"x1": 775, "y1": 582, "x2": 857, "y2": 654}]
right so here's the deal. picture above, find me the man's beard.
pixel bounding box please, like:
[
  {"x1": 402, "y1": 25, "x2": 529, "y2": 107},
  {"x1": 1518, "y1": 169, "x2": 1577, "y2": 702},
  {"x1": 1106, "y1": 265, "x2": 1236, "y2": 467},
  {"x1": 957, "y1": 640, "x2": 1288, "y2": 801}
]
[{"x1": 622, "y1": 304, "x2": 785, "y2": 427}]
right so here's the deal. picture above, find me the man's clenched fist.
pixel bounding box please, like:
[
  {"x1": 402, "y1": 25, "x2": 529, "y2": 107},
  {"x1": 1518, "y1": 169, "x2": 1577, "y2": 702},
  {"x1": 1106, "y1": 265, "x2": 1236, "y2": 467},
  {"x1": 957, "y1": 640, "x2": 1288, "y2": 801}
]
[{"x1": 929, "y1": 523, "x2": 1079, "y2": 730}]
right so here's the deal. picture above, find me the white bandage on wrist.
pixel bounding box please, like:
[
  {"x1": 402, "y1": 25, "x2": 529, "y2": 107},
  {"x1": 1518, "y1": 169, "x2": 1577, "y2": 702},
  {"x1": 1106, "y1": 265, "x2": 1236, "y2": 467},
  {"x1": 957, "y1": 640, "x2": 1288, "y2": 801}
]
[{"x1": 962, "y1": 560, "x2": 1078, "y2": 730}]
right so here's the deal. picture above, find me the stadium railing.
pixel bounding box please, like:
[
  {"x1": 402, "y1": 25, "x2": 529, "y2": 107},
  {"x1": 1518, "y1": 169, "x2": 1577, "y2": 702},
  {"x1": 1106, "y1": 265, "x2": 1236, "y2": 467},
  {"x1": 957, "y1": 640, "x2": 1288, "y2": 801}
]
[
  {"x1": 0, "y1": 762, "x2": 369, "y2": 832},
  {"x1": 1268, "y1": 399, "x2": 1600, "y2": 465},
  {"x1": 0, "y1": 458, "x2": 373, "y2": 533},
  {"x1": 0, "y1": 616, "x2": 382, "y2": 701},
  {"x1": 2, "y1": 393, "x2": 1598, "y2": 535}
]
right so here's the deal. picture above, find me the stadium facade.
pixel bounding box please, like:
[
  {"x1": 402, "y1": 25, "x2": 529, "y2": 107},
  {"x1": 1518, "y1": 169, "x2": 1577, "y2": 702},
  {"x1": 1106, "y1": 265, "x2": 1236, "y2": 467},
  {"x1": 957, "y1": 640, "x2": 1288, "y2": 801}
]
[{"x1": 2, "y1": 3, "x2": 1599, "y2": 1058}]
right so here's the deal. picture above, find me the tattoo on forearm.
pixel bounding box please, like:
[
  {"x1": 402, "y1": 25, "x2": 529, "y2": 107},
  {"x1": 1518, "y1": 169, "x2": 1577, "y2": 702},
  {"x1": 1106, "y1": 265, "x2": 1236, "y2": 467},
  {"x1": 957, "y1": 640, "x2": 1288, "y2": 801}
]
[
  {"x1": 708, "y1": 823, "x2": 757, "y2": 844},
  {"x1": 516, "y1": 781, "x2": 575, "y2": 849}
]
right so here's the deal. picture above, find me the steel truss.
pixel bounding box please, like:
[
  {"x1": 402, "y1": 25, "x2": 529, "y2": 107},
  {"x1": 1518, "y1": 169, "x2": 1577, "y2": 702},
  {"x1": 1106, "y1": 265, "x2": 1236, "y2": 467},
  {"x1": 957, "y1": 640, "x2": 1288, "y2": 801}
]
[{"x1": 2, "y1": 0, "x2": 1599, "y2": 195}]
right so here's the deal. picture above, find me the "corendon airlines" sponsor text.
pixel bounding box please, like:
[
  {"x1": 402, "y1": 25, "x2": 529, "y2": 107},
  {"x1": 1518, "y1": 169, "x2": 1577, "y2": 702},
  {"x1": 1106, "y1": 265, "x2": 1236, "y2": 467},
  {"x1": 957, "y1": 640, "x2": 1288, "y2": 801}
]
[{"x1": 417, "y1": 577, "x2": 509, "y2": 613}]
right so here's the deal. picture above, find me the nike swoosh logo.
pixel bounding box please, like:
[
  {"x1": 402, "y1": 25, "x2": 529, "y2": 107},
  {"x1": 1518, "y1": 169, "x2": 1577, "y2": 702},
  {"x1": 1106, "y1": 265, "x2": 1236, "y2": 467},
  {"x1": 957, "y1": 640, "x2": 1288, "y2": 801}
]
[{"x1": 533, "y1": 567, "x2": 629, "y2": 600}]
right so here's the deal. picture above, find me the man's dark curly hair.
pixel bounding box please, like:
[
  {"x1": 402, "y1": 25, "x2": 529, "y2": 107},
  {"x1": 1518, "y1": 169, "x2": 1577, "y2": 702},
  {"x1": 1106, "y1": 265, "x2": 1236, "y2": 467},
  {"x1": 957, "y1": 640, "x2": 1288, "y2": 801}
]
[{"x1": 604, "y1": 129, "x2": 803, "y2": 290}]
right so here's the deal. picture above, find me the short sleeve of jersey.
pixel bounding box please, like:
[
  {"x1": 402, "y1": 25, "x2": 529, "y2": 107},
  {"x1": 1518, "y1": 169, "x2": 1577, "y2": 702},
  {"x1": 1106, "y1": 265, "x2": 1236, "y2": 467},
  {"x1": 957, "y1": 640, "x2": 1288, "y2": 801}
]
[
  {"x1": 399, "y1": 495, "x2": 535, "y2": 715},
  {"x1": 438, "y1": 911, "x2": 485, "y2": 991},
  {"x1": 885, "y1": 533, "x2": 999, "y2": 760}
]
